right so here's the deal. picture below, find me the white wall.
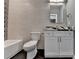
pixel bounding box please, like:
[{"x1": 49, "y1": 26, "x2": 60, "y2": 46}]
[
  {"x1": 8, "y1": 0, "x2": 50, "y2": 49},
  {"x1": 66, "y1": 0, "x2": 75, "y2": 27}
]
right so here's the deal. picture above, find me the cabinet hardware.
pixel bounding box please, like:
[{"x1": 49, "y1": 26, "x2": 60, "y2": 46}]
[
  {"x1": 58, "y1": 37, "x2": 59, "y2": 42},
  {"x1": 60, "y1": 37, "x2": 61, "y2": 42}
]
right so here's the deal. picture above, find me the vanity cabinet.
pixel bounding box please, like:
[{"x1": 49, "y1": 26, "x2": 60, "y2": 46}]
[
  {"x1": 45, "y1": 37, "x2": 59, "y2": 57},
  {"x1": 44, "y1": 31, "x2": 74, "y2": 58},
  {"x1": 60, "y1": 36, "x2": 73, "y2": 56}
]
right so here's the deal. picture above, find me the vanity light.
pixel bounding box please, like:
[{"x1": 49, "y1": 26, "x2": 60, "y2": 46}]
[
  {"x1": 49, "y1": 0, "x2": 67, "y2": 3},
  {"x1": 49, "y1": 0, "x2": 67, "y2": 5}
]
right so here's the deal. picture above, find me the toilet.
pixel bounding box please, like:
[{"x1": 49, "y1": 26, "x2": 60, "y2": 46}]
[{"x1": 23, "y1": 32, "x2": 41, "y2": 59}]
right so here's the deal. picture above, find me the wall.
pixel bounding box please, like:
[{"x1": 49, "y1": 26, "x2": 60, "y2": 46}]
[
  {"x1": 8, "y1": 0, "x2": 50, "y2": 49},
  {"x1": 66, "y1": 0, "x2": 75, "y2": 27},
  {"x1": 60, "y1": 6, "x2": 64, "y2": 23}
]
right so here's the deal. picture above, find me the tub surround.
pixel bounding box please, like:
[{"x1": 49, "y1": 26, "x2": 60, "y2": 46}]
[{"x1": 4, "y1": 40, "x2": 23, "y2": 59}]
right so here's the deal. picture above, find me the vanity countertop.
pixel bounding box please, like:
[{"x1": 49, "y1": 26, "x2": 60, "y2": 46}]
[
  {"x1": 44, "y1": 24, "x2": 75, "y2": 31},
  {"x1": 44, "y1": 29, "x2": 74, "y2": 31}
]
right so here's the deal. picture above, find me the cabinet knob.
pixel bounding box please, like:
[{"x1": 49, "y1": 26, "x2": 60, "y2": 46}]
[
  {"x1": 58, "y1": 37, "x2": 61, "y2": 42},
  {"x1": 60, "y1": 37, "x2": 61, "y2": 42},
  {"x1": 58, "y1": 37, "x2": 59, "y2": 42}
]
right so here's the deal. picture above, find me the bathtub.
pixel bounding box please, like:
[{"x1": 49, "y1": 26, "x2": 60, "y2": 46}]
[{"x1": 4, "y1": 40, "x2": 23, "y2": 59}]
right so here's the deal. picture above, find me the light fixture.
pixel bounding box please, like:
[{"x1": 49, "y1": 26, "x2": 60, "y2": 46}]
[
  {"x1": 49, "y1": 0, "x2": 66, "y2": 3},
  {"x1": 49, "y1": 0, "x2": 68, "y2": 5}
]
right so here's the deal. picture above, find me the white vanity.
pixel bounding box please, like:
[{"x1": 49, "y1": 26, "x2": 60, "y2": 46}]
[{"x1": 44, "y1": 30, "x2": 74, "y2": 58}]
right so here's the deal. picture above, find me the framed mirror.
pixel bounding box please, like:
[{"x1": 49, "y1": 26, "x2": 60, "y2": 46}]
[{"x1": 49, "y1": 3, "x2": 64, "y2": 24}]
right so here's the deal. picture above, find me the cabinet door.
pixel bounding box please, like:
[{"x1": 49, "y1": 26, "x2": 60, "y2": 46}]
[
  {"x1": 60, "y1": 36, "x2": 73, "y2": 56},
  {"x1": 45, "y1": 37, "x2": 59, "y2": 57}
]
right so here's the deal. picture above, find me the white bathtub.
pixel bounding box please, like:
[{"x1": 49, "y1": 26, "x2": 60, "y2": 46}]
[{"x1": 4, "y1": 40, "x2": 23, "y2": 59}]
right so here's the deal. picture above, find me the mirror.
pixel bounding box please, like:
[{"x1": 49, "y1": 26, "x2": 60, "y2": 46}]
[
  {"x1": 49, "y1": 0, "x2": 67, "y2": 24},
  {"x1": 49, "y1": 4, "x2": 64, "y2": 23}
]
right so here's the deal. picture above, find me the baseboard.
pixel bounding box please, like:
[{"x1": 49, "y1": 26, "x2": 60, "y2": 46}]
[{"x1": 45, "y1": 57, "x2": 73, "y2": 59}]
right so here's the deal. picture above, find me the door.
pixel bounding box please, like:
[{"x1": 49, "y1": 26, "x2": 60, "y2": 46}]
[
  {"x1": 60, "y1": 36, "x2": 73, "y2": 56},
  {"x1": 45, "y1": 37, "x2": 59, "y2": 57}
]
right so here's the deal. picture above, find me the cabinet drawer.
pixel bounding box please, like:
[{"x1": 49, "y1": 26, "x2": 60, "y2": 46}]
[
  {"x1": 45, "y1": 36, "x2": 58, "y2": 40},
  {"x1": 44, "y1": 31, "x2": 73, "y2": 37},
  {"x1": 44, "y1": 31, "x2": 57, "y2": 37},
  {"x1": 45, "y1": 36, "x2": 73, "y2": 40},
  {"x1": 60, "y1": 31, "x2": 73, "y2": 37},
  {"x1": 61, "y1": 36, "x2": 73, "y2": 40}
]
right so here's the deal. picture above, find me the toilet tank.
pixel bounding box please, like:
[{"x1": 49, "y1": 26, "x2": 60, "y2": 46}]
[{"x1": 30, "y1": 32, "x2": 41, "y2": 41}]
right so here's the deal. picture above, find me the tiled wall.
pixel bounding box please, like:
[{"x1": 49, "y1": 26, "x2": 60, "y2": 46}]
[{"x1": 4, "y1": 0, "x2": 9, "y2": 40}]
